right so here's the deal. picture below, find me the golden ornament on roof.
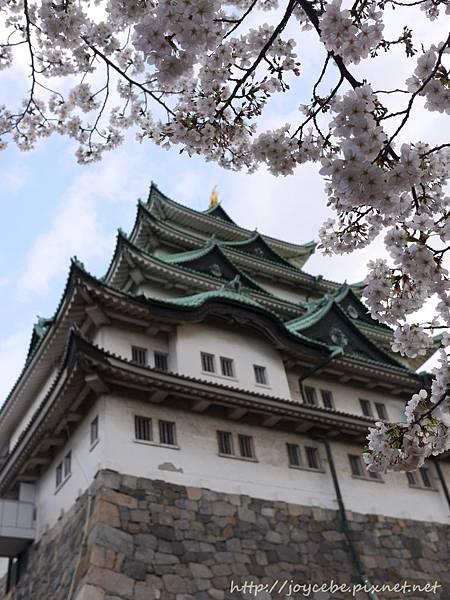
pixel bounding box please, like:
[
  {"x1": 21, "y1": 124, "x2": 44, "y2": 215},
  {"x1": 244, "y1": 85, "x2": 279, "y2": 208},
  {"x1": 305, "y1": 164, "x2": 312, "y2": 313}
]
[{"x1": 209, "y1": 186, "x2": 219, "y2": 208}]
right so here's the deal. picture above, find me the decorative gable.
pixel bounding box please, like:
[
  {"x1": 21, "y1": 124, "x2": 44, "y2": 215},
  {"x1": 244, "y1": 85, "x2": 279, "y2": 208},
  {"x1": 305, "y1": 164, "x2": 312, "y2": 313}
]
[
  {"x1": 162, "y1": 243, "x2": 266, "y2": 292},
  {"x1": 287, "y1": 297, "x2": 408, "y2": 372},
  {"x1": 203, "y1": 204, "x2": 236, "y2": 224},
  {"x1": 222, "y1": 233, "x2": 295, "y2": 268}
]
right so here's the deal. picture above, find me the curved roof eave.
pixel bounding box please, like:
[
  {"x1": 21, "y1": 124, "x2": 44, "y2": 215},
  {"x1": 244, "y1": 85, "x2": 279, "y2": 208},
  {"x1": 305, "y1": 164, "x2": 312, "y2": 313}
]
[{"x1": 146, "y1": 182, "x2": 317, "y2": 263}]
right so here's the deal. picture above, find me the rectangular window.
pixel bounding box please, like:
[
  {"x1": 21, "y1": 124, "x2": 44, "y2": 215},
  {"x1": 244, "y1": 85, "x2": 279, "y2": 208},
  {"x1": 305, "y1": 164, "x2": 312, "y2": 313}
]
[
  {"x1": 304, "y1": 386, "x2": 318, "y2": 406},
  {"x1": 56, "y1": 462, "x2": 63, "y2": 488},
  {"x1": 375, "y1": 402, "x2": 388, "y2": 421},
  {"x1": 90, "y1": 416, "x2": 99, "y2": 446},
  {"x1": 321, "y1": 390, "x2": 334, "y2": 409},
  {"x1": 287, "y1": 443, "x2": 302, "y2": 467},
  {"x1": 254, "y1": 365, "x2": 267, "y2": 385},
  {"x1": 238, "y1": 434, "x2": 255, "y2": 459},
  {"x1": 406, "y1": 471, "x2": 418, "y2": 486},
  {"x1": 359, "y1": 399, "x2": 373, "y2": 417},
  {"x1": 305, "y1": 446, "x2": 320, "y2": 470},
  {"x1": 217, "y1": 431, "x2": 234, "y2": 455},
  {"x1": 159, "y1": 420, "x2": 176, "y2": 446},
  {"x1": 349, "y1": 454, "x2": 363, "y2": 477},
  {"x1": 63, "y1": 452, "x2": 71, "y2": 478},
  {"x1": 220, "y1": 357, "x2": 234, "y2": 378},
  {"x1": 154, "y1": 351, "x2": 169, "y2": 372},
  {"x1": 135, "y1": 415, "x2": 152, "y2": 442},
  {"x1": 420, "y1": 467, "x2": 432, "y2": 488},
  {"x1": 132, "y1": 346, "x2": 148, "y2": 366},
  {"x1": 201, "y1": 352, "x2": 215, "y2": 373}
]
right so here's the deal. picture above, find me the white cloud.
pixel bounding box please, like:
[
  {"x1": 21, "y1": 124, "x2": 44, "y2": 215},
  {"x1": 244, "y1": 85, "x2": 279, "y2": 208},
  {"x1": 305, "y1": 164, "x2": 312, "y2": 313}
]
[
  {"x1": 0, "y1": 330, "x2": 29, "y2": 403},
  {"x1": 16, "y1": 148, "x2": 147, "y2": 298}
]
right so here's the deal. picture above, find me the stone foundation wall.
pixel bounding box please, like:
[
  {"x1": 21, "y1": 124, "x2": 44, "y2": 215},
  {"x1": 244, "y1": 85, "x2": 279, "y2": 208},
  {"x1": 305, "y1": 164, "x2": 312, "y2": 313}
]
[{"x1": 1, "y1": 470, "x2": 449, "y2": 600}]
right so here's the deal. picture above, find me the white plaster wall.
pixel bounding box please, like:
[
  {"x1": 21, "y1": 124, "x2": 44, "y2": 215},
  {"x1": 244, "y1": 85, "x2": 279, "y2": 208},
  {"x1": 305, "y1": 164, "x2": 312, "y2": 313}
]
[
  {"x1": 93, "y1": 326, "x2": 171, "y2": 369},
  {"x1": 31, "y1": 392, "x2": 450, "y2": 540},
  {"x1": 286, "y1": 372, "x2": 406, "y2": 422},
  {"x1": 9, "y1": 368, "x2": 58, "y2": 453},
  {"x1": 103, "y1": 395, "x2": 450, "y2": 523},
  {"x1": 35, "y1": 399, "x2": 105, "y2": 537},
  {"x1": 252, "y1": 278, "x2": 306, "y2": 304},
  {"x1": 332, "y1": 440, "x2": 450, "y2": 522},
  {"x1": 0, "y1": 558, "x2": 7, "y2": 578},
  {"x1": 104, "y1": 395, "x2": 337, "y2": 508},
  {"x1": 175, "y1": 323, "x2": 291, "y2": 398},
  {"x1": 136, "y1": 281, "x2": 185, "y2": 300}
]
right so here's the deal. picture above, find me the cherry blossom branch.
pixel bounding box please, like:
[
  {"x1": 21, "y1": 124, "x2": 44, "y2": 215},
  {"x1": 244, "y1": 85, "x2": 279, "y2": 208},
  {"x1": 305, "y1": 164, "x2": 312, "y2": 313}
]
[{"x1": 84, "y1": 40, "x2": 176, "y2": 117}]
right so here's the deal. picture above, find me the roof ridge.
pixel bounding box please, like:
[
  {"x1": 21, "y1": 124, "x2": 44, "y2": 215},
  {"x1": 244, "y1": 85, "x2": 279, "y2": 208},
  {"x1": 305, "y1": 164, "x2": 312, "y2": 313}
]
[{"x1": 146, "y1": 182, "x2": 317, "y2": 257}]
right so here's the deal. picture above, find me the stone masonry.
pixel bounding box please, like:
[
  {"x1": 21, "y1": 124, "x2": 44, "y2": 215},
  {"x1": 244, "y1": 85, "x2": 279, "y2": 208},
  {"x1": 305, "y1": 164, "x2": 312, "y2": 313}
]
[{"x1": 1, "y1": 470, "x2": 449, "y2": 600}]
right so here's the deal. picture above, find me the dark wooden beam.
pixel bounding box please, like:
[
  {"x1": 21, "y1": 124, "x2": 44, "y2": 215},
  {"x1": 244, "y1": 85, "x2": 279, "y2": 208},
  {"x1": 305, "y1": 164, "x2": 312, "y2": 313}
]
[
  {"x1": 191, "y1": 399, "x2": 211, "y2": 413},
  {"x1": 228, "y1": 407, "x2": 247, "y2": 421},
  {"x1": 261, "y1": 415, "x2": 282, "y2": 427}
]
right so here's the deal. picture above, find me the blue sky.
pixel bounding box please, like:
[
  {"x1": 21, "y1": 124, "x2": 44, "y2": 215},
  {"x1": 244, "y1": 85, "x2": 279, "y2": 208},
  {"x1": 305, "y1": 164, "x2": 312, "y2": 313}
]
[
  {"x1": 1, "y1": 6, "x2": 448, "y2": 401},
  {"x1": 0, "y1": 129, "x2": 379, "y2": 401}
]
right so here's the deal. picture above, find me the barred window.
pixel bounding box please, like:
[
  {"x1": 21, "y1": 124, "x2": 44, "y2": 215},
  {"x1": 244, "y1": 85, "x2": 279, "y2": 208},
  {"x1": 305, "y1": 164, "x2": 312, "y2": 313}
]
[
  {"x1": 201, "y1": 352, "x2": 215, "y2": 373},
  {"x1": 304, "y1": 386, "x2": 318, "y2": 406},
  {"x1": 375, "y1": 402, "x2": 388, "y2": 421},
  {"x1": 132, "y1": 346, "x2": 148, "y2": 366},
  {"x1": 406, "y1": 471, "x2": 418, "y2": 486},
  {"x1": 220, "y1": 357, "x2": 234, "y2": 378},
  {"x1": 135, "y1": 415, "x2": 152, "y2": 442},
  {"x1": 420, "y1": 467, "x2": 432, "y2": 488},
  {"x1": 90, "y1": 416, "x2": 99, "y2": 446},
  {"x1": 56, "y1": 463, "x2": 63, "y2": 488},
  {"x1": 349, "y1": 454, "x2": 363, "y2": 477},
  {"x1": 254, "y1": 365, "x2": 267, "y2": 385},
  {"x1": 64, "y1": 452, "x2": 72, "y2": 478},
  {"x1": 154, "y1": 351, "x2": 168, "y2": 372},
  {"x1": 217, "y1": 431, "x2": 234, "y2": 455},
  {"x1": 321, "y1": 390, "x2": 335, "y2": 410},
  {"x1": 159, "y1": 420, "x2": 176, "y2": 446},
  {"x1": 287, "y1": 443, "x2": 302, "y2": 467},
  {"x1": 359, "y1": 399, "x2": 373, "y2": 417},
  {"x1": 408, "y1": 467, "x2": 435, "y2": 489},
  {"x1": 305, "y1": 446, "x2": 320, "y2": 470},
  {"x1": 238, "y1": 434, "x2": 255, "y2": 459}
]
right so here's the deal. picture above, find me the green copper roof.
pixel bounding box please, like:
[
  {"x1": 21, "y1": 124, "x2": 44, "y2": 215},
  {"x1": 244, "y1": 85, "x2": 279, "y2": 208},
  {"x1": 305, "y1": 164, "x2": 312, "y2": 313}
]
[
  {"x1": 156, "y1": 237, "x2": 270, "y2": 294},
  {"x1": 160, "y1": 239, "x2": 216, "y2": 264},
  {"x1": 165, "y1": 278, "x2": 264, "y2": 309},
  {"x1": 203, "y1": 203, "x2": 236, "y2": 224},
  {"x1": 146, "y1": 183, "x2": 317, "y2": 262},
  {"x1": 26, "y1": 316, "x2": 53, "y2": 363},
  {"x1": 286, "y1": 293, "x2": 410, "y2": 372},
  {"x1": 219, "y1": 231, "x2": 299, "y2": 269}
]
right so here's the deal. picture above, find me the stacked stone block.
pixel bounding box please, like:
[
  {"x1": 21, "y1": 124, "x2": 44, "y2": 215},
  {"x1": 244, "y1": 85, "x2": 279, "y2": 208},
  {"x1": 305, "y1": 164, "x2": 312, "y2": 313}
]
[{"x1": 1, "y1": 470, "x2": 449, "y2": 600}]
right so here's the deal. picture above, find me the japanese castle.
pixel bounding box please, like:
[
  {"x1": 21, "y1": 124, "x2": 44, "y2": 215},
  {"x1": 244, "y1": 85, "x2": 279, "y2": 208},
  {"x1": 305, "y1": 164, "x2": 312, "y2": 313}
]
[{"x1": 0, "y1": 184, "x2": 449, "y2": 599}]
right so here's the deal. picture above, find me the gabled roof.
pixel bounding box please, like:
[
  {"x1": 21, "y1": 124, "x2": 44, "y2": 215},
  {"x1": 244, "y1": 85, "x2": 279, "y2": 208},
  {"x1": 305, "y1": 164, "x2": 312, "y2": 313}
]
[
  {"x1": 146, "y1": 183, "x2": 316, "y2": 268},
  {"x1": 220, "y1": 231, "x2": 296, "y2": 269},
  {"x1": 103, "y1": 231, "x2": 308, "y2": 319},
  {"x1": 166, "y1": 277, "x2": 267, "y2": 310},
  {"x1": 160, "y1": 237, "x2": 269, "y2": 292},
  {"x1": 332, "y1": 284, "x2": 440, "y2": 370},
  {"x1": 203, "y1": 203, "x2": 236, "y2": 224},
  {"x1": 328, "y1": 284, "x2": 392, "y2": 331},
  {"x1": 287, "y1": 293, "x2": 412, "y2": 373},
  {"x1": 26, "y1": 317, "x2": 53, "y2": 363},
  {"x1": 129, "y1": 201, "x2": 342, "y2": 297}
]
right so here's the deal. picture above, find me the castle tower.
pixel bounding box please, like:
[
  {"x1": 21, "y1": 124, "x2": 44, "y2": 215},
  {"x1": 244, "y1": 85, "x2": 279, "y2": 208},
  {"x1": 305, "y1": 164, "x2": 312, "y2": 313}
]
[{"x1": 0, "y1": 184, "x2": 448, "y2": 599}]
